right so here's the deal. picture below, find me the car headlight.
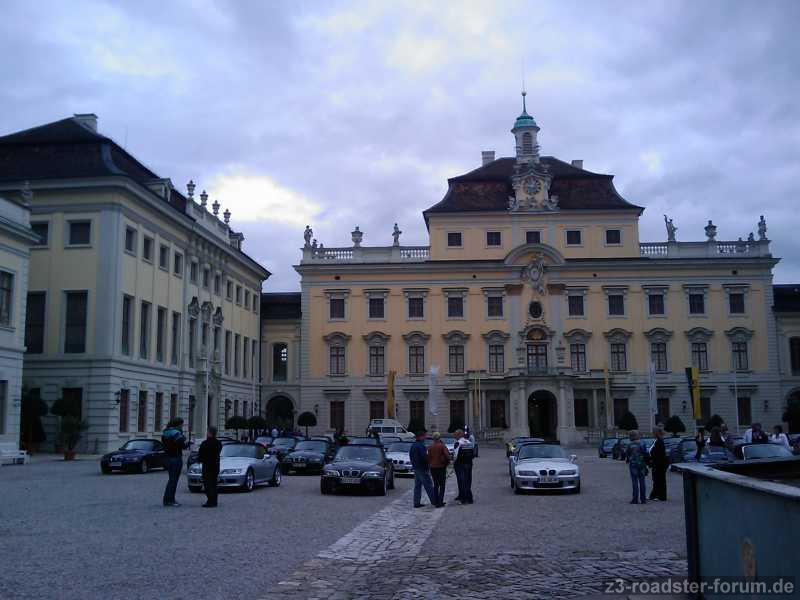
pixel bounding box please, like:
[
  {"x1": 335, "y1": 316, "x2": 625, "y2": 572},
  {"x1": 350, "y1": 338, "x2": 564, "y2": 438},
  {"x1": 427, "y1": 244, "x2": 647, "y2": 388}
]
[
  {"x1": 220, "y1": 468, "x2": 243, "y2": 475},
  {"x1": 189, "y1": 465, "x2": 202, "y2": 474},
  {"x1": 309, "y1": 457, "x2": 322, "y2": 462},
  {"x1": 517, "y1": 470, "x2": 535, "y2": 476},
  {"x1": 324, "y1": 469, "x2": 340, "y2": 477},
  {"x1": 560, "y1": 469, "x2": 577, "y2": 476},
  {"x1": 363, "y1": 471, "x2": 383, "y2": 478}
]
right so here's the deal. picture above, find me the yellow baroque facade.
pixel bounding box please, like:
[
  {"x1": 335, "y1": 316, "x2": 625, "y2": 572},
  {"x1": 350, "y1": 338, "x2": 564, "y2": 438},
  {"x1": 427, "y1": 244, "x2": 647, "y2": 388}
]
[{"x1": 264, "y1": 99, "x2": 782, "y2": 443}]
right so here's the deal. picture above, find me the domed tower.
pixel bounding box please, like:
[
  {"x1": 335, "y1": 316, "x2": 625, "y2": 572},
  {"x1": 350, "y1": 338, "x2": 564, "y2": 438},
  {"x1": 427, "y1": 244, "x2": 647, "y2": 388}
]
[{"x1": 511, "y1": 90, "x2": 540, "y2": 165}]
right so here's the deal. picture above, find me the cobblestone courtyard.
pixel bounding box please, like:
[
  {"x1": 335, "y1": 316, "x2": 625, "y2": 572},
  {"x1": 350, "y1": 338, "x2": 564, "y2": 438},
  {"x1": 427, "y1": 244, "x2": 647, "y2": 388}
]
[{"x1": 1, "y1": 447, "x2": 687, "y2": 599}]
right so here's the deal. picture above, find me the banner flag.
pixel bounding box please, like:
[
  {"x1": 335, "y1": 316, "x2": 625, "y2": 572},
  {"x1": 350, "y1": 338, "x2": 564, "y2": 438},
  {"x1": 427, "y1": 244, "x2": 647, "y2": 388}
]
[
  {"x1": 387, "y1": 370, "x2": 396, "y2": 419},
  {"x1": 428, "y1": 365, "x2": 440, "y2": 416},
  {"x1": 685, "y1": 367, "x2": 701, "y2": 421},
  {"x1": 648, "y1": 360, "x2": 658, "y2": 427}
]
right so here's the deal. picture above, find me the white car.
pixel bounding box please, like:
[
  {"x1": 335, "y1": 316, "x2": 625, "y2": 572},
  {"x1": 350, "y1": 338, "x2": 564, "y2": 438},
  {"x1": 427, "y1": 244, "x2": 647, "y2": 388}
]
[
  {"x1": 384, "y1": 441, "x2": 415, "y2": 476},
  {"x1": 510, "y1": 443, "x2": 580, "y2": 494},
  {"x1": 187, "y1": 442, "x2": 282, "y2": 492},
  {"x1": 367, "y1": 419, "x2": 415, "y2": 441}
]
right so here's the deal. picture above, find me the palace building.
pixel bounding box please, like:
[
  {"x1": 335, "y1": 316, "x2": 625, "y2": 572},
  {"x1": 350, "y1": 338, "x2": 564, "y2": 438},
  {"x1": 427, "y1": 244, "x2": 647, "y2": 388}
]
[
  {"x1": 262, "y1": 95, "x2": 787, "y2": 443},
  {"x1": 0, "y1": 115, "x2": 269, "y2": 453}
]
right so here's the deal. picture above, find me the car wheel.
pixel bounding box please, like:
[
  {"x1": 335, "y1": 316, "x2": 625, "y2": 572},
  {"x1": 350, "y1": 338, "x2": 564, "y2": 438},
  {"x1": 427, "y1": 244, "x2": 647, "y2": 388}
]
[
  {"x1": 320, "y1": 479, "x2": 332, "y2": 495},
  {"x1": 513, "y1": 480, "x2": 522, "y2": 495},
  {"x1": 140, "y1": 460, "x2": 148, "y2": 474},
  {"x1": 510, "y1": 476, "x2": 515, "y2": 489},
  {"x1": 388, "y1": 471, "x2": 395, "y2": 490},
  {"x1": 242, "y1": 469, "x2": 255, "y2": 492},
  {"x1": 188, "y1": 485, "x2": 202, "y2": 493},
  {"x1": 269, "y1": 466, "x2": 282, "y2": 487},
  {"x1": 377, "y1": 474, "x2": 388, "y2": 496},
  {"x1": 574, "y1": 481, "x2": 581, "y2": 494}
]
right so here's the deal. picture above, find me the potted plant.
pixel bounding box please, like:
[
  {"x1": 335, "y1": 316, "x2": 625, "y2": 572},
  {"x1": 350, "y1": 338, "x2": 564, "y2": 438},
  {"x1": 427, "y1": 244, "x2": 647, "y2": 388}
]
[
  {"x1": 225, "y1": 415, "x2": 248, "y2": 439},
  {"x1": 664, "y1": 415, "x2": 686, "y2": 437},
  {"x1": 247, "y1": 415, "x2": 267, "y2": 439},
  {"x1": 297, "y1": 411, "x2": 317, "y2": 438},
  {"x1": 616, "y1": 410, "x2": 639, "y2": 432},
  {"x1": 58, "y1": 415, "x2": 88, "y2": 460}
]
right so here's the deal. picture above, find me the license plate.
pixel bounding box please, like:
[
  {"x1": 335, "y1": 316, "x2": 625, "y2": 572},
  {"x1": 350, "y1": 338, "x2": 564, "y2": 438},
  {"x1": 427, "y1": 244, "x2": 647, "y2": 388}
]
[
  {"x1": 294, "y1": 460, "x2": 304, "y2": 464},
  {"x1": 540, "y1": 476, "x2": 558, "y2": 483},
  {"x1": 110, "y1": 462, "x2": 121, "y2": 467},
  {"x1": 340, "y1": 477, "x2": 361, "y2": 484}
]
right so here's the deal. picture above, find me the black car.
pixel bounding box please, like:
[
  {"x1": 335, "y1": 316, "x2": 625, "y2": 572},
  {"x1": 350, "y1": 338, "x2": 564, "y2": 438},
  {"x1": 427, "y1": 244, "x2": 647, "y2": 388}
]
[
  {"x1": 187, "y1": 436, "x2": 236, "y2": 468},
  {"x1": 598, "y1": 437, "x2": 619, "y2": 458},
  {"x1": 348, "y1": 437, "x2": 381, "y2": 446},
  {"x1": 281, "y1": 440, "x2": 334, "y2": 474},
  {"x1": 101, "y1": 439, "x2": 168, "y2": 474},
  {"x1": 321, "y1": 443, "x2": 395, "y2": 495},
  {"x1": 612, "y1": 438, "x2": 633, "y2": 460},
  {"x1": 668, "y1": 438, "x2": 698, "y2": 464},
  {"x1": 269, "y1": 437, "x2": 298, "y2": 460}
]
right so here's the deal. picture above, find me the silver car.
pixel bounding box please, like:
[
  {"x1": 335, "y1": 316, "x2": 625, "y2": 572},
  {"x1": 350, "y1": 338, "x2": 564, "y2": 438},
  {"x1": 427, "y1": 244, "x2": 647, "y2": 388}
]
[
  {"x1": 510, "y1": 443, "x2": 580, "y2": 494},
  {"x1": 385, "y1": 441, "x2": 415, "y2": 476},
  {"x1": 188, "y1": 442, "x2": 282, "y2": 493}
]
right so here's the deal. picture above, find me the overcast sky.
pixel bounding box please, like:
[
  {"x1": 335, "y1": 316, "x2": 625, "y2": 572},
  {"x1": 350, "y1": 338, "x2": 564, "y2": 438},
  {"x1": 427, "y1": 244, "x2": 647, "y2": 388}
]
[{"x1": 2, "y1": 0, "x2": 798, "y2": 290}]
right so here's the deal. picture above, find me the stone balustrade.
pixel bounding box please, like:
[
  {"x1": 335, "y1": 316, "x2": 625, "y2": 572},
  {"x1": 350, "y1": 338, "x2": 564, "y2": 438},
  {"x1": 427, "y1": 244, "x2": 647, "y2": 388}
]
[
  {"x1": 639, "y1": 239, "x2": 771, "y2": 259},
  {"x1": 302, "y1": 245, "x2": 430, "y2": 264}
]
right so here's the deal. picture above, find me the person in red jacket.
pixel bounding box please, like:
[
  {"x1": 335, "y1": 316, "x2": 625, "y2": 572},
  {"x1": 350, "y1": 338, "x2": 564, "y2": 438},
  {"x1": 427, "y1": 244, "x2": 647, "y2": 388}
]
[{"x1": 427, "y1": 432, "x2": 450, "y2": 508}]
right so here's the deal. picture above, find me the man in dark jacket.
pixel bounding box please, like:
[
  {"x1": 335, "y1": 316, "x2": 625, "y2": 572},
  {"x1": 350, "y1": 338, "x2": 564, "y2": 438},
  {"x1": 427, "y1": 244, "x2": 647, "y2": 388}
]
[
  {"x1": 409, "y1": 428, "x2": 435, "y2": 508},
  {"x1": 453, "y1": 429, "x2": 474, "y2": 504},
  {"x1": 649, "y1": 426, "x2": 668, "y2": 501},
  {"x1": 198, "y1": 426, "x2": 222, "y2": 507},
  {"x1": 162, "y1": 418, "x2": 190, "y2": 507}
]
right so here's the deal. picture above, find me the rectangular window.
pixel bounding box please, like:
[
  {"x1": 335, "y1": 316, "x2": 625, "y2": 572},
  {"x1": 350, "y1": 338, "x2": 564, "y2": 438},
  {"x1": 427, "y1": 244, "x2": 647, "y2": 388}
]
[
  {"x1": 156, "y1": 307, "x2": 166, "y2": 362},
  {"x1": 486, "y1": 231, "x2": 502, "y2": 246},
  {"x1": 173, "y1": 253, "x2": 183, "y2": 276},
  {"x1": 526, "y1": 230, "x2": 541, "y2": 244},
  {"x1": 0, "y1": 272, "x2": 13, "y2": 326},
  {"x1": 188, "y1": 318, "x2": 196, "y2": 368},
  {"x1": 142, "y1": 236, "x2": 153, "y2": 262},
  {"x1": 409, "y1": 345, "x2": 425, "y2": 374},
  {"x1": 526, "y1": 343, "x2": 548, "y2": 372},
  {"x1": 273, "y1": 343, "x2": 288, "y2": 381},
  {"x1": 447, "y1": 296, "x2": 463, "y2": 318},
  {"x1": 68, "y1": 221, "x2": 91, "y2": 246},
  {"x1": 159, "y1": 244, "x2": 169, "y2": 269},
  {"x1": 490, "y1": 397, "x2": 506, "y2": 428},
  {"x1": 0, "y1": 381, "x2": 6, "y2": 434},
  {"x1": 170, "y1": 312, "x2": 181, "y2": 366},
  {"x1": 791, "y1": 338, "x2": 800, "y2": 374},
  {"x1": 605, "y1": 229, "x2": 622, "y2": 245},
  {"x1": 190, "y1": 262, "x2": 198, "y2": 283},
  {"x1": 234, "y1": 399, "x2": 239, "y2": 416},
  {"x1": 657, "y1": 397, "x2": 670, "y2": 423},
  {"x1": 119, "y1": 389, "x2": 129, "y2": 432},
  {"x1": 447, "y1": 232, "x2": 462, "y2": 247},
  {"x1": 487, "y1": 296, "x2": 503, "y2": 318},
  {"x1": 329, "y1": 346, "x2": 345, "y2": 375},
  {"x1": 368, "y1": 297, "x2": 384, "y2": 319},
  {"x1": 245, "y1": 290, "x2": 250, "y2": 308},
  {"x1": 648, "y1": 293, "x2": 665, "y2": 315},
  {"x1": 733, "y1": 342, "x2": 749, "y2": 370},
  {"x1": 651, "y1": 342, "x2": 668, "y2": 372},
  {"x1": 610, "y1": 343, "x2": 627, "y2": 371},
  {"x1": 32, "y1": 222, "x2": 49, "y2": 246},
  {"x1": 408, "y1": 297, "x2": 424, "y2": 319},
  {"x1": 64, "y1": 291, "x2": 88, "y2": 353},
  {"x1": 689, "y1": 293, "x2": 705, "y2": 315},
  {"x1": 242, "y1": 336, "x2": 249, "y2": 378},
  {"x1": 448, "y1": 345, "x2": 465, "y2": 374},
  {"x1": 700, "y1": 397, "x2": 711, "y2": 424},
  {"x1": 608, "y1": 294, "x2": 625, "y2": 316},
  {"x1": 214, "y1": 274, "x2": 221, "y2": 295},
  {"x1": 570, "y1": 343, "x2": 587, "y2": 372},
  {"x1": 25, "y1": 292, "x2": 46, "y2": 354},
  {"x1": 370, "y1": 400, "x2": 384, "y2": 421},
  {"x1": 330, "y1": 400, "x2": 345, "y2": 432},
  {"x1": 235, "y1": 285, "x2": 242, "y2": 304},
  {"x1": 202, "y1": 268, "x2": 210, "y2": 289},
  {"x1": 450, "y1": 398, "x2": 465, "y2": 427},
  {"x1": 369, "y1": 346, "x2": 385, "y2": 376},
  {"x1": 737, "y1": 396, "x2": 752, "y2": 427},
  {"x1": 410, "y1": 400, "x2": 425, "y2": 424},
  {"x1": 139, "y1": 301, "x2": 151, "y2": 359},
  {"x1": 234, "y1": 333, "x2": 241, "y2": 376},
  {"x1": 565, "y1": 230, "x2": 582, "y2": 245},
  {"x1": 251, "y1": 339, "x2": 258, "y2": 380},
  {"x1": 170, "y1": 393, "x2": 178, "y2": 421},
  {"x1": 613, "y1": 397, "x2": 628, "y2": 426},
  {"x1": 138, "y1": 390, "x2": 147, "y2": 432},
  {"x1": 574, "y1": 397, "x2": 589, "y2": 427},
  {"x1": 226, "y1": 280, "x2": 233, "y2": 300},
  {"x1": 568, "y1": 295, "x2": 584, "y2": 317},
  {"x1": 121, "y1": 295, "x2": 133, "y2": 355},
  {"x1": 691, "y1": 342, "x2": 709, "y2": 371},
  {"x1": 224, "y1": 330, "x2": 231, "y2": 375},
  {"x1": 489, "y1": 344, "x2": 504, "y2": 373},
  {"x1": 729, "y1": 293, "x2": 745, "y2": 314},
  {"x1": 124, "y1": 227, "x2": 137, "y2": 253},
  {"x1": 329, "y1": 297, "x2": 345, "y2": 320},
  {"x1": 154, "y1": 392, "x2": 163, "y2": 431}
]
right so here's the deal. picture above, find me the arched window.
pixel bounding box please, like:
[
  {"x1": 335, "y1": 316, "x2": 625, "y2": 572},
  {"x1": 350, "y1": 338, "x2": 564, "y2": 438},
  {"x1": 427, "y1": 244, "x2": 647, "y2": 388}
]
[
  {"x1": 522, "y1": 132, "x2": 533, "y2": 154},
  {"x1": 790, "y1": 337, "x2": 800, "y2": 374},
  {"x1": 272, "y1": 343, "x2": 288, "y2": 382}
]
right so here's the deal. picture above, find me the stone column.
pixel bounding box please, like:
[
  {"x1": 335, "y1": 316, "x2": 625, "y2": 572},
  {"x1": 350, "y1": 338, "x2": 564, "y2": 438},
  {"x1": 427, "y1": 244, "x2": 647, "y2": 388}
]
[
  {"x1": 591, "y1": 388, "x2": 598, "y2": 429},
  {"x1": 557, "y1": 380, "x2": 571, "y2": 443},
  {"x1": 516, "y1": 380, "x2": 528, "y2": 437}
]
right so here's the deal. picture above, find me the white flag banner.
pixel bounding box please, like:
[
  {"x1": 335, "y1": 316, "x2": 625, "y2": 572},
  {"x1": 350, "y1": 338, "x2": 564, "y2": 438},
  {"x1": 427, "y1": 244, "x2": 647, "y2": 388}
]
[
  {"x1": 429, "y1": 364, "x2": 440, "y2": 416},
  {"x1": 648, "y1": 360, "x2": 658, "y2": 426}
]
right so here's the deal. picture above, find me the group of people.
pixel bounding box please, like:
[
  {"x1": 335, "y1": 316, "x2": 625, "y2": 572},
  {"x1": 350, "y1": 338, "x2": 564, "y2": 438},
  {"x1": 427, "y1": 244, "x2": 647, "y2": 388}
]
[
  {"x1": 161, "y1": 418, "x2": 222, "y2": 508},
  {"x1": 409, "y1": 428, "x2": 475, "y2": 508}
]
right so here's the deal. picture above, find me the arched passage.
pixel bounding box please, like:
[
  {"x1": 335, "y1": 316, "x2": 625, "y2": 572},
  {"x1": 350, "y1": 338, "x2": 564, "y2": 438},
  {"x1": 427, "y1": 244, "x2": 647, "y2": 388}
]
[
  {"x1": 528, "y1": 390, "x2": 558, "y2": 439},
  {"x1": 265, "y1": 395, "x2": 295, "y2": 430}
]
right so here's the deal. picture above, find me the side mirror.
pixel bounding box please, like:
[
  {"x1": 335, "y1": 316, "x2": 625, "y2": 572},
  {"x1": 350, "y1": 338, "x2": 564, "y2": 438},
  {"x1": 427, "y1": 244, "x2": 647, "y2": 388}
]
[{"x1": 570, "y1": 454, "x2": 578, "y2": 463}]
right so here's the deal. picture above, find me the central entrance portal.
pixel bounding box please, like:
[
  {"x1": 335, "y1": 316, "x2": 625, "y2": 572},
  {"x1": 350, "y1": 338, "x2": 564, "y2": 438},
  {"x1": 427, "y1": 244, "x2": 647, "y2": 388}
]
[
  {"x1": 528, "y1": 390, "x2": 557, "y2": 439},
  {"x1": 265, "y1": 395, "x2": 295, "y2": 430}
]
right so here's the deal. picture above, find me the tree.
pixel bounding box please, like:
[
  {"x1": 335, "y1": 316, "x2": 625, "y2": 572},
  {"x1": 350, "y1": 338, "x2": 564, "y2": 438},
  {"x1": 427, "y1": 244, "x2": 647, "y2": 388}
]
[
  {"x1": 297, "y1": 411, "x2": 317, "y2": 438},
  {"x1": 705, "y1": 413, "x2": 724, "y2": 431},
  {"x1": 248, "y1": 415, "x2": 267, "y2": 438},
  {"x1": 20, "y1": 388, "x2": 47, "y2": 451},
  {"x1": 616, "y1": 410, "x2": 638, "y2": 432},
  {"x1": 225, "y1": 415, "x2": 248, "y2": 438},
  {"x1": 59, "y1": 415, "x2": 88, "y2": 454},
  {"x1": 50, "y1": 396, "x2": 81, "y2": 418},
  {"x1": 664, "y1": 415, "x2": 687, "y2": 437}
]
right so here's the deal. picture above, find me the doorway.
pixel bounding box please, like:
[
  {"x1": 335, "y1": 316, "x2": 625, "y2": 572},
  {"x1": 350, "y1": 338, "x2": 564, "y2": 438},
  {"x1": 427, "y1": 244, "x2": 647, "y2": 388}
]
[
  {"x1": 528, "y1": 390, "x2": 557, "y2": 439},
  {"x1": 265, "y1": 395, "x2": 295, "y2": 430}
]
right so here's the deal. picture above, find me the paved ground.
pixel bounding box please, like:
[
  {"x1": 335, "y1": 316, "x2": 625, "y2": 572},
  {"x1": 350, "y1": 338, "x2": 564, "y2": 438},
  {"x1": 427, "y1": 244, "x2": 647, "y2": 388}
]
[{"x1": 1, "y1": 447, "x2": 688, "y2": 599}]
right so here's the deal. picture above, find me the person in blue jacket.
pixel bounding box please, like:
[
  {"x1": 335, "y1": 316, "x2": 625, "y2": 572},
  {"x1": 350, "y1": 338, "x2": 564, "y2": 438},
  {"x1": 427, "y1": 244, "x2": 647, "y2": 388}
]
[
  {"x1": 409, "y1": 428, "x2": 436, "y2": 508},
  {"x1": 162, "y1": 418, "x2": 190, "y2": 507}
]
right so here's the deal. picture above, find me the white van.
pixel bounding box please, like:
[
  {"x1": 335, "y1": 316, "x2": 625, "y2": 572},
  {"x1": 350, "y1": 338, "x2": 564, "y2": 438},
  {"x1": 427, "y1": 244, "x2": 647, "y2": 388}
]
[{"x1": 367, "y1": 419, "x2": 415, "y2": 441}]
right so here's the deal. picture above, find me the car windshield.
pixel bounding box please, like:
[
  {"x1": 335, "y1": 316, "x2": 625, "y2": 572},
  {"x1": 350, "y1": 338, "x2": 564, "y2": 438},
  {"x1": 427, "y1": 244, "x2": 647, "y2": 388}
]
[
  {"x1": 518, "y1": 445, "x2": 568, "y2": 460},
  {"x1": 602, "y1": 439, "x2": 618, "y2": 449},
  {"x1": 121, "y1": 440, "x2": 155, "y2": 451},
  {"x1": 743, "y1": 445, "x2": 792, "y2": 460},
  {"x1": 441, "y1": 437, "x2": 455, "y2": 444},
  {"x1": 295, "y1": 441, "x2": 328, "y2": 452},
  {"x1": 681, "y1": 441, "x2": 698, "y2": 452},
  {"x1": 335, "y1": 446, "x2": 383, "y2": 463},
  {"x1": 388, "y1": 442, "x2": 413, "y2": 453},
  {"x1": 221, "y1": 444, "x2": 261, "y2": 459},
  {"x1": 273, "y1": 438, "x2": 295, "y2": 447},
  {"x1": 349, "y1": 438, "x2": 379, "y2": 445},
  {"x1": 256, "y1": 437, "x2": 273, "y2": 444}
]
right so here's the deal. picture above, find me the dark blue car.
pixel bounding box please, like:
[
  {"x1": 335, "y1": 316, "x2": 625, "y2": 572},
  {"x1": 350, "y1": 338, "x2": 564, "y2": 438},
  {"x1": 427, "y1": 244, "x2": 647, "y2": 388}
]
[
  {"x1": 101, "y1": 439, "x2": 168, "y2": 474},
  {"x1": 598, "y1": 437, "x2": 619, "y2": 458}
]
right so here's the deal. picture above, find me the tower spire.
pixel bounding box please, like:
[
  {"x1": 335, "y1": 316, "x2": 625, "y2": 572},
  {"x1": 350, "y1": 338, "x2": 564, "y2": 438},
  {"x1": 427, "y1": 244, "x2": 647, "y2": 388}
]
[{"x1": 522, "y1": 89, "x2": 527, "y2": 114}]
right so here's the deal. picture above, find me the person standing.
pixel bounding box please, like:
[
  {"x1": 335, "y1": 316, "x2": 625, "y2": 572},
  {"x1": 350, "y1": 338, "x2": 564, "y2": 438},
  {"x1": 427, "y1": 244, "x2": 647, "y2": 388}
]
[
  {"x1": 453, "y1": 429, "x2": 474, "y2": 504},
  {"x1": 626, "y1": 430, "x2": 649, "y2": 504},
  {"x1": 649, "y1": 426, "x2": 668, "y2": 502},
  {"x1": 769, "y1": 425, "x2": 790, "y2": 449},
  {"x1": 271, "y1": 426, "x2": 279, "y2": 439},
  {"x1": 409, "y1": 428, "x2": 436, "y2": 508},
  {"x1": 162, "y1": 418, "x2": 190, "y2": 507},
  {"x1": 751, "y1": 423, "x2": 769, "y2": 444},
  {"x1": 694, "y1": 427, "x2": 706, "y2": 462},
  {"x1": 198, "y1": 426, "x2": 222, "y2": 508},
  {"x1": 427, "y1": 432, "x2": 450, "y2": 508}
]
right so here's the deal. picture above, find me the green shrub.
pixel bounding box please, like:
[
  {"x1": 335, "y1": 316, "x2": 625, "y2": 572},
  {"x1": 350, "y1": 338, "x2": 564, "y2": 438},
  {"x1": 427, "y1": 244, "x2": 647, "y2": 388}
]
[{"x1": 664, "y1": 415, "x2": 686, "y2": 436}]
